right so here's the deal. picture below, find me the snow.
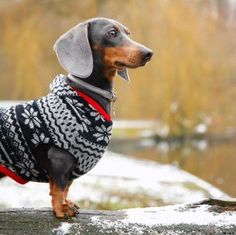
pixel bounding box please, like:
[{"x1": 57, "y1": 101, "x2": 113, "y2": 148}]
[
  {"x1": 52, "y1": 222, "x2": 74, "y2": 235},
  {"x1": 88, "y1": 204, "x2": 236, "y2": 234},
  {"x1": 123, "y1": 205, "x2": 236, "y2": 227},
  {"x1": 84, "y1": 152, "x2": 228, "y2": 201},
  {"x1": 0, "y1": 100, "x2": 24, "y2": 108}
]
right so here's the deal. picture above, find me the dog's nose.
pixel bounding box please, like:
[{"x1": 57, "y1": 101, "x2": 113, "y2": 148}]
[{"x1": 142, "y1": 49, "x2": 153, "y2": 62}]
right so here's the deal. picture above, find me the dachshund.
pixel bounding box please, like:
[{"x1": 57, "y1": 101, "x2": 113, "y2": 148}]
[{"x1": 0, "y1": 17, "x2": 153, "y2": 218}]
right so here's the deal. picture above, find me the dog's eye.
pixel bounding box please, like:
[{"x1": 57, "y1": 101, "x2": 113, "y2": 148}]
[{"x1": 108, "y1": 30, "x2": 117, "y2": 38}]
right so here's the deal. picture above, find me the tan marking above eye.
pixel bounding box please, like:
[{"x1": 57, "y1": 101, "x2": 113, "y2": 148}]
[{"x1": 124, "y1": 28, "x2": 130, "y2": 35}]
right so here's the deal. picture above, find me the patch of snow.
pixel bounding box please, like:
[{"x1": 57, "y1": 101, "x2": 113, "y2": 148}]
[
  {"x1": 89, "y1": 205, "x2": 236, "y2": 233},
  {"x1": 123, "y1": 204, "x2": 236, "y2": 227},
  {"x1": 91, "y1": 216, "x2": 115, "y2": 230},
  {"x1": 88, "y1": 152, "x2": 228, "y2": 199},
  {"x1": 52, "y1": 222, "x2": 74, "y2": 235},
  {"x1": 0, "y1": 178, "x2": 50, "y2": 208},
  {"x1": 90, "y1": 216, "x2": 146, "y2": 235},
  {"x1": 0, "y1": 101, "x2": 24, "y2": 108}
]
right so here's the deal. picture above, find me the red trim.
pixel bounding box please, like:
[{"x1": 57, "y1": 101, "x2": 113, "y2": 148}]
[
  {"x1": 72, "y1": 88, "x2": 112, "y2": 122},
  {"x1": 0, "y1": 165, "x2": 28, "y2": 185}
]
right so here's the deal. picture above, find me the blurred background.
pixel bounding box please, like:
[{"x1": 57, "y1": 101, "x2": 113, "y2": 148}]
[{"x1": 0, "y1": 0, "x2": 236, "y2": 209}]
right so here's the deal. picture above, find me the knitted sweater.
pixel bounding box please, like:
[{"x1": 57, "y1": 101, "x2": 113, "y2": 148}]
[{"x1": 0, "y1": 75, "x2": 113, "y2": 184}]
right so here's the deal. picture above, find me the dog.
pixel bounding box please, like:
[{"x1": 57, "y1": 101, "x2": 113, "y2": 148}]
[{"x1": 0, "y1": 17, "x2": 153, "y2": 218}]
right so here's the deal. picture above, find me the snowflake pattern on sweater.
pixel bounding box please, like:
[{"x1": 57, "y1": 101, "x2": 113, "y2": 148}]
[{"x1": 0, "y1": 74, "x2": 113, "y2": 183}]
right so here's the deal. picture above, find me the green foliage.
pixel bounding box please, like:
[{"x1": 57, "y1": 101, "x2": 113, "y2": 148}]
[{"x1": 0, "y1": 0, "x2": 235, "y2": 136}]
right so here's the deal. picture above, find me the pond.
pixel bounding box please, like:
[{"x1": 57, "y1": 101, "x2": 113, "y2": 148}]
[{"x1": 109, "y1": 137, "x2": 236, "y2": 198}]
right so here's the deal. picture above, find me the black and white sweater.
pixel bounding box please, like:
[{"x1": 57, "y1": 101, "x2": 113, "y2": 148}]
[{"x1": 0, "y1": 74, "x2": 113, "y2": 183}]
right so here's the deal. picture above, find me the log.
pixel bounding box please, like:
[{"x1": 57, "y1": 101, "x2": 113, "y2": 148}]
[{"x1": 0, "y1": 199, "x2": 236, "y2": 235}]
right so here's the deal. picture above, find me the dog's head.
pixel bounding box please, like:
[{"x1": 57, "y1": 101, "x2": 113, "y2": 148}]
[{"x1": 54, "y1": 17, "x2": 153, "y2": 82}]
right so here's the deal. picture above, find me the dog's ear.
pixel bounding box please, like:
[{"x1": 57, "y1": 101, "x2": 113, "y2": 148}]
[
  {"x1": 54, "y1": 23, "x2": 93, "y2": 78},
  {"x1": 117, "y1": 69, "x2": 130, "y2": 82}
]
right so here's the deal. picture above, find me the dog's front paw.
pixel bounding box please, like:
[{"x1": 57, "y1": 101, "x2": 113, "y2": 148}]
[
  {"x1": 65, "y1": 199, "x2": 80, "y2": 210},
  {"x1": 62, "y1": 200, "x2": 79, "y2": 217},
  {"x1": 62, "y1": 204, "x2": 76, "y2": 217}
]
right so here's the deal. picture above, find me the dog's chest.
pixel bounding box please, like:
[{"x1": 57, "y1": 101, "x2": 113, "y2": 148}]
[{"x1": 37, "y1": 93, "x2": 113, "y2": 178}]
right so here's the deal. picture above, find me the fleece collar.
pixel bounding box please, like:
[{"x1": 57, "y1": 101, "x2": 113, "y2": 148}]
[
  {"x1": 67, "y1": 73, "x2": 117, "y2": 102},
  {"x1": 50, "y1": 74, "x2": 112, "y2": 121}
]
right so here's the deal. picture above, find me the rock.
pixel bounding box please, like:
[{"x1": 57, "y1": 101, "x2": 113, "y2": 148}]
[{"x1": 0, "y1": 199, "x2": 236, "y2": 235}]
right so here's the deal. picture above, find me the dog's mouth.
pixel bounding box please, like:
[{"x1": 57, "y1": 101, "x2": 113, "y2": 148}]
[
  {"x1": 115, "y1": 61, "x2": 126, "y2": 69},
  {"x1": 115, "y1": 61, "x2": 148, "y2": 70},
  {"x1": 114, "y1": 61, "x2": 130, "y2": 71}
]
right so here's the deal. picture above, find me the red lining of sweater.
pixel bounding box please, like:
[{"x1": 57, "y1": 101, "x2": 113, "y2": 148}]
[
  {"x1": 72, "y1": 88, "x2": 112, "y2": 122},
  {"x1": 0, "y1": 165, "x2": 28, "y2": 184}
]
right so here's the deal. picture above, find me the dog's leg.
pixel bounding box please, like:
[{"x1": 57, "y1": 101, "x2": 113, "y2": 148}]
[
  {"x1": 48, "y1": 146, "x2": 76, "y2": 218},
  {"x1": 49, "y1": 179, "x2": 65, "y2": 218},
  {"x1": 49, "y1": 178, "x2": 53, "y2": 196},
  {"x1": 49, "y1": 179, "x2": 77, "y2": 217},
  {"x1": 63, "y1": 180, "x2": 75, "y2": 207},
  {"x1": 62, "y1": 180, "x2": 79, "y2": 216}
]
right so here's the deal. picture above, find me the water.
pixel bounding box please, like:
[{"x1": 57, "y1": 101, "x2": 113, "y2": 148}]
[{"x1": 109, "y1": 138, "x2": 236, "y2": 197}]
